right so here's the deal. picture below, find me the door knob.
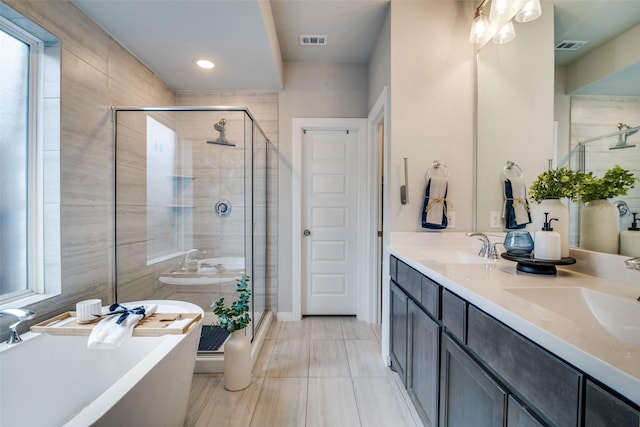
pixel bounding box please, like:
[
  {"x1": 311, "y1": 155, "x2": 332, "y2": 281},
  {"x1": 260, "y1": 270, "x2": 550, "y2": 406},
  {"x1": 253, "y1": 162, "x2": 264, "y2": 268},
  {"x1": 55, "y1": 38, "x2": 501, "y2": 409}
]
[{"x1": 303, "y1": 229, "x2": 311, "y2": 236}]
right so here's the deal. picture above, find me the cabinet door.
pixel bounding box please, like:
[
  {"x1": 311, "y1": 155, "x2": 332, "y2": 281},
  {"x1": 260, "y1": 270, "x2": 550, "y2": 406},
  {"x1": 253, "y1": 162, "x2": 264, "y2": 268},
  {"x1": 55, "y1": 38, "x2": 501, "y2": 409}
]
[
  {"x1": 408, "y1": 299, "x2": 441, "y2": 427},
  {"x1": 390, "y1": 281, "x2": 408, "y2": 385},
  {"x1": 584, "y1": 380, "x2": 640, "y2": 427},
  {"x1": 507, "y1": 396, "x2": 544, "y2": 427},
  {"x1": 440, "y1": 333, "x2": 507, "y2": 427}
]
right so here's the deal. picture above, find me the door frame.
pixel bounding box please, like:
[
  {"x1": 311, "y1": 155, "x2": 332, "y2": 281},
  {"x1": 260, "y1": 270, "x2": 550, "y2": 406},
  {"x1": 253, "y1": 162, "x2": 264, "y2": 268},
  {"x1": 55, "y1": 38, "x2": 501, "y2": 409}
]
[{"x1": 291, "y1": 117, "x2": 369, "y2": 321}]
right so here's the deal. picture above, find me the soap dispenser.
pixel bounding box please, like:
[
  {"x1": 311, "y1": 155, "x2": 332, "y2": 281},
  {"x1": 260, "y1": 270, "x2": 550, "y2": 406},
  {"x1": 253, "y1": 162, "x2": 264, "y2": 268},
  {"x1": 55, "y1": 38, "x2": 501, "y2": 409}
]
[
  {"x1": 534, "y1": 213, "x2": 561, "y2": 261},
  {"x1": 620, "y1": 213, "x2": 640, "y2": 257}
]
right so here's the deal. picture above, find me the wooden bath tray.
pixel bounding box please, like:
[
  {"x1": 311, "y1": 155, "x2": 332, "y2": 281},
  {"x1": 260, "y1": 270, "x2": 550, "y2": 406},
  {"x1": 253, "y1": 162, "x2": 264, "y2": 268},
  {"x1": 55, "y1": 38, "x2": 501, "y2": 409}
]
[{"x1": 31, "y1": 312, "x2": 202, "y2": 336}]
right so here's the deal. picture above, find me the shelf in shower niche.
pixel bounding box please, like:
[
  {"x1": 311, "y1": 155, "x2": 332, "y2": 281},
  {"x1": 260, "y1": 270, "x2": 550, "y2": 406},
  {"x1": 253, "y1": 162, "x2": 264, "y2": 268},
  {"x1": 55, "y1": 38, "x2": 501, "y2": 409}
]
[
  {"x1": 168, "y1": 174, "x2": 195, "y2": 180},
  {"x1": 31, "y1": 312, "x2": 202, "y2": 336},
  {"x1": 166, "y1": 204, "x2": 194, "y2": 209},
  {"x1": 501, "y1": 252, "x2": 576, "y2": 275}
]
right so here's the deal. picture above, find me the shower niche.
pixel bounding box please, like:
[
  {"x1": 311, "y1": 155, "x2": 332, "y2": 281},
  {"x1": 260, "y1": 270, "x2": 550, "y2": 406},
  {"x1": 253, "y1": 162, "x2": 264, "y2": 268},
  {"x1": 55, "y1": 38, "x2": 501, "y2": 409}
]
[{"x1": 113, "y1": 107, "x2": 271, "y2": 346}]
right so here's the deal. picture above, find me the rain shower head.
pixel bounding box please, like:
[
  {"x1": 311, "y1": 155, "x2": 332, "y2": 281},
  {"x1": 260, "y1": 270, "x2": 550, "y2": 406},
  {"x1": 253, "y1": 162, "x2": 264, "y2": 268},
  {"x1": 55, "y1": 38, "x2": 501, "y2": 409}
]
[
  {"x1": 207, "y1": 118, "x2": 236, "y2": 147},
  {"x1": 610, "y1": 123, "x2": 638, "y2": 150}
]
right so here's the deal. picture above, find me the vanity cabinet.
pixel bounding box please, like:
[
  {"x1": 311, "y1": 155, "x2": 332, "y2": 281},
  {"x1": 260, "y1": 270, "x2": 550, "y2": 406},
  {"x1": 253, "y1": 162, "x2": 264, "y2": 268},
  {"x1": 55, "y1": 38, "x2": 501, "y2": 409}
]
[{"x1": 389, "y1": 253, "x2": 640, "y2": 427}]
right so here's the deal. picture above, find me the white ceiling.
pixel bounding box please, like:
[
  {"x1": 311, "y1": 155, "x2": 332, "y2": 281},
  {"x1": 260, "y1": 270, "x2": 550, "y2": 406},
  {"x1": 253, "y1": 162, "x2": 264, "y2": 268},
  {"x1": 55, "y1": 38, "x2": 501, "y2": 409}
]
[
  {"x1": 72, "y1": 0, "x2": 390, "y2": 91},
  {"x1": 72, "y1": 0, "x2": 639, "y2": 95}
]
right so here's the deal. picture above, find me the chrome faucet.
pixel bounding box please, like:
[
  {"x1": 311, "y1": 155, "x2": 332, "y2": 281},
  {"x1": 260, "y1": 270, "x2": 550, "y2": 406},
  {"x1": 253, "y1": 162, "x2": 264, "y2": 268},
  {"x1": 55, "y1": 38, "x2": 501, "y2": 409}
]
[
  {"x1": 183, "y1": 249, "x2": 205, "y2": 270},
  {"x1": 466, "y1": 232, "x2": 500, "y2": 259},
  {"x1": 0, "y1": 308, "x2": 35, "y2": 344}
]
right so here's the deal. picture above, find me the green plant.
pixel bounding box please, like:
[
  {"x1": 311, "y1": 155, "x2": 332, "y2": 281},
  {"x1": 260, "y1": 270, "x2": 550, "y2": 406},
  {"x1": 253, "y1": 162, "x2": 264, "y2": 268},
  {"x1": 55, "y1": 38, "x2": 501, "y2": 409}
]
[
  {"x1": 528, "y1": 166, "x2": 582, "y2": 202},
  {"x1": 578, "y1": 165, "x2": 637, "y2": 203},
  {"x1": 211, "y1": 274, "x2": 252, "y2": 332}
]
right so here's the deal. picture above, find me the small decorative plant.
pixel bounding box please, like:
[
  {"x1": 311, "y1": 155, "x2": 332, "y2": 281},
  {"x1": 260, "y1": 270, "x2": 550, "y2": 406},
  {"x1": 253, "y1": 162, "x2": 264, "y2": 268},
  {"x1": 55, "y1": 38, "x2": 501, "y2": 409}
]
[
  {"x1": 577, "y1": 165, "x2": 637, "y2": 203},
  {"x1": 528, "y1": 166, "x2": 582, "y2": 202},
  {"x1": 211, "y1": 274, "x2": 251, "y2": 332}
]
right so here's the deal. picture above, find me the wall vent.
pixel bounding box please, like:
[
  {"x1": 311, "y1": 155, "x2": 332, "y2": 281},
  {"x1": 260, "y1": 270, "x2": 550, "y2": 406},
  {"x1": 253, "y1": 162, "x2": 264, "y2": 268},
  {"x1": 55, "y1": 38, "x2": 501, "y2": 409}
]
[
  {"x1": 555, "y1": 40, "x2": 588, "y2": 51},
  {"x1": 299, "y1": 35, "x2": 328, "y2": 46}
]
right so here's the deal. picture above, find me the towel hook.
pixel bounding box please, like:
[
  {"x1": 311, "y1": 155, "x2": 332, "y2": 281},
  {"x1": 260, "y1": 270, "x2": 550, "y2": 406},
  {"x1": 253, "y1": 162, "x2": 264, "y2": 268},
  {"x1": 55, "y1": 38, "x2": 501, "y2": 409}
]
[
  {"x1": 428, "y1": 160, "x2": 448, "y2": 178},
  {"x1": 502, "y1": 161, "x2": 523, "y2": 179}
]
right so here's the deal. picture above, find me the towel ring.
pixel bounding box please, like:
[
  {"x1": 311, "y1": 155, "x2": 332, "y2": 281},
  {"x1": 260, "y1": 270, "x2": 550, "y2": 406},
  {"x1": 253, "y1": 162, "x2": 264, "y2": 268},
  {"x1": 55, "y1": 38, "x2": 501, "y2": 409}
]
[
  {"x1": 502, "y1": 161, "x2": 523, "y2": 179},
  {"x1": 428, "y1": 160, "x2": 449, "y2": 178}
]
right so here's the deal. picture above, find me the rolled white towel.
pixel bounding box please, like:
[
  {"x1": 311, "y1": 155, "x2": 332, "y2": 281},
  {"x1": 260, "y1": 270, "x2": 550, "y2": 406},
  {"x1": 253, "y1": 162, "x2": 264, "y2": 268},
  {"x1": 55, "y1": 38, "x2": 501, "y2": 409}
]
[
  {"x1": 508, "y1": 176, "x2": 530, "y2": 225},
  {"x1": 87, "y1": 304, "x2": 157, "y2": 350}
]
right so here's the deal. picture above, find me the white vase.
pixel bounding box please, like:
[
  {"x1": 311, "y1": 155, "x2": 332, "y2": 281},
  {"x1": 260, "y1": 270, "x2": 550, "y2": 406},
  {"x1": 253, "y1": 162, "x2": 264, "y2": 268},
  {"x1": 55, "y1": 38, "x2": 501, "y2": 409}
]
[
  {"x1": 579, "y1": 199, "x2": 619, "y2": 254},
  {"x1": 224, "y1": 329, "x2": 251, "y2": 391},
  {"x1": 532, "y1": 199, "x2": 569, "y2": 258}
]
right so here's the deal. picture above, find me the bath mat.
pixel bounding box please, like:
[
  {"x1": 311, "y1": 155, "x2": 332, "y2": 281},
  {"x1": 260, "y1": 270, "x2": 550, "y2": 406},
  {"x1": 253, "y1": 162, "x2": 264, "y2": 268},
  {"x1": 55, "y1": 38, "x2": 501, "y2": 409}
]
[{"x1": 198, "y1": 325, "x2": 230, "y2": 353}]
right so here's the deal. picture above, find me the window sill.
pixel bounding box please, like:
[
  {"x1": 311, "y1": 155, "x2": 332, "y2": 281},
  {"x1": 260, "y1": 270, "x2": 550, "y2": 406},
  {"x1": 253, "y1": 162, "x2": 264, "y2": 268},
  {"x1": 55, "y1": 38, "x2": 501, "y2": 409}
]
[{"x1": 0, "y1": 291, "x2": 60, "y2": 311}]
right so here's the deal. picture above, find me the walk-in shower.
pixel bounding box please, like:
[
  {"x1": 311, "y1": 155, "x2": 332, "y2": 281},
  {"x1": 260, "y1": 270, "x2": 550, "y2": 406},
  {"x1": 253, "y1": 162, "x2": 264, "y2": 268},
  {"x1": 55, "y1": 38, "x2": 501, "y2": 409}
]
[{"x1": 113, "y1": 106, "x2": 271, "y2": 356}]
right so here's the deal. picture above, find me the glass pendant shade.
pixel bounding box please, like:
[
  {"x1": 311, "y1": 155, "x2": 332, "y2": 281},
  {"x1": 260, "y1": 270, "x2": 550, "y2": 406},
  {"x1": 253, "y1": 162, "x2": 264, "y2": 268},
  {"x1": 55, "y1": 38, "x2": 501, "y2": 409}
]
[
  {"x1": 489, "y1": 0, "x2": 515, "y2": 24},
  {"x1": 515, "y1": 0, "x2": 542, "y2": 23},
  {"x1": 469, "y1": 12, "x2": 491, "y2": 44},
  {"x1": 493, "y1": 20, "x2": 516, "y2": 44}
]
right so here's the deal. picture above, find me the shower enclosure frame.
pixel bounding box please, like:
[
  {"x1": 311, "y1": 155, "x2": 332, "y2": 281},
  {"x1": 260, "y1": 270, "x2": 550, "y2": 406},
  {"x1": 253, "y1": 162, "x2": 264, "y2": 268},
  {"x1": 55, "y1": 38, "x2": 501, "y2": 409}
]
[{"x1": 112, "y1": 106, "x2": 270, "y2": 341}]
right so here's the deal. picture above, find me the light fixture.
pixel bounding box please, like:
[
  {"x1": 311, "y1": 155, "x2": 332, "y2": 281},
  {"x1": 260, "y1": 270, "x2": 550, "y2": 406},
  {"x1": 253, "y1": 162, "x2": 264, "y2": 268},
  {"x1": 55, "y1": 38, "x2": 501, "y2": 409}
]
[
  {"x1": 469, "y1": 0, "x2": 542, "y2": 45},
  {"x1": 196, "y1": 59, "x2": 215, "y2": 70},
  {"x1": 469, "y1": 3, "x2": 491, "y2": 44},
  {"x1": 493, "y1": 20, "x2": 516, "y2": 44},
  {"x1": 515, "y1": 0, "x2": 542, "y2": 23}
]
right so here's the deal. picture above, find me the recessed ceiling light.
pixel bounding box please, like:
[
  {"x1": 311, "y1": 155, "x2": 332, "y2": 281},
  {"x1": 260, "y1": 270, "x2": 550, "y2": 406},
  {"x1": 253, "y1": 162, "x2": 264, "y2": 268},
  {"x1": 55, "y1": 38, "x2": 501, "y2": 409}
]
[{"x1": 196, "y1": 59, "x2": 215, "y2": 69}]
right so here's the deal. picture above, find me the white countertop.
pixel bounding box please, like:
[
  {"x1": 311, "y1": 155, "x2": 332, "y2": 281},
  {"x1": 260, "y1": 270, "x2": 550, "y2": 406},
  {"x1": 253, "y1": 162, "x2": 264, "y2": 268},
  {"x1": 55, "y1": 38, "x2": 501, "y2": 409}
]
[{"x1": 389, "y1": 232, "x2": 640, "y2": 406}]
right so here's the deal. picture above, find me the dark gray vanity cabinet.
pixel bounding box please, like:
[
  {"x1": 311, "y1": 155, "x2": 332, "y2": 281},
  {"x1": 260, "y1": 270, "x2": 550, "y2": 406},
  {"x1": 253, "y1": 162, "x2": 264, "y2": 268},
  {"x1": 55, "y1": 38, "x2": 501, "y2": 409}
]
[
  {"x1": 584, "y1": 380, "x2": 640, "y2": 427},
  {"x1": 389, "y1": 254, "x2": 639, "y2": 427},
  {"x1": 408, "y1": 299, "x2": 441, "y2": 427},
  {"x1": 390, "y1": 280, "x2": 409, "y2": 385},
  {"x1": 439, "y1": 333, "x2": 507, "y2": 427}
]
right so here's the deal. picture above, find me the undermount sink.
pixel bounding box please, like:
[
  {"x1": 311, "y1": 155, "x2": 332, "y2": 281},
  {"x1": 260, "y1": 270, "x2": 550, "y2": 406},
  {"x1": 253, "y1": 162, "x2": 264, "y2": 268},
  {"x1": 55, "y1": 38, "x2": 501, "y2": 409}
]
[
  {"x1": 415, "y1": 249, "x2": 495, "y2": 264},
  {"x1": 505, "y1": 287, "x2": 640, "y2": 345}
]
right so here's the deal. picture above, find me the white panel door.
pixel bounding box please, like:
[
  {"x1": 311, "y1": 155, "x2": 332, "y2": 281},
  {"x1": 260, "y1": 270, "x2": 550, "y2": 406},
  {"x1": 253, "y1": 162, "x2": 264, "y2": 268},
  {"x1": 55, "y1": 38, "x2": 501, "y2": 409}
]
[{"x1": 302, "y1": 129, "x2": 358, "y2": 315}]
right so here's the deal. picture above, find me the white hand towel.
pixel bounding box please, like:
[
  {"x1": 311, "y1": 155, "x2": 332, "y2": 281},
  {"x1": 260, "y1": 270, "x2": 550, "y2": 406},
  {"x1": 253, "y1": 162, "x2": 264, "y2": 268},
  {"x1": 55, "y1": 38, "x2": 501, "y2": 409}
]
[
  {"x1": 508, "y1": 177, "x2": 530, "y2": 225},
  {"x1": 425, "y1": 176, "x2": 448, "y2": 226},
  {"x1": 87, "y1": 304, "x2": 157, "y2": 350}
]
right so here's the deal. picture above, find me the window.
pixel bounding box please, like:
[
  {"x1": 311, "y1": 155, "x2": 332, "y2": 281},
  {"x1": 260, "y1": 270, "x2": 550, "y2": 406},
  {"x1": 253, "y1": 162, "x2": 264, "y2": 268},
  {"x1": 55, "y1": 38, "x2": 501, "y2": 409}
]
[{"x1": 0, "y1": 6, "x2": 60, "y2": 307}]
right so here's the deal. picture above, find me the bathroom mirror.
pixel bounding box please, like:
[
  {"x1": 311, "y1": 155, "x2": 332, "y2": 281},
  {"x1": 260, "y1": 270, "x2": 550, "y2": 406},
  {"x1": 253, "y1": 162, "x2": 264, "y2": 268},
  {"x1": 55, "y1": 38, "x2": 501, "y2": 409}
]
[{"x1": 476, "y1": 0, "x2": 640, "y2": 251}]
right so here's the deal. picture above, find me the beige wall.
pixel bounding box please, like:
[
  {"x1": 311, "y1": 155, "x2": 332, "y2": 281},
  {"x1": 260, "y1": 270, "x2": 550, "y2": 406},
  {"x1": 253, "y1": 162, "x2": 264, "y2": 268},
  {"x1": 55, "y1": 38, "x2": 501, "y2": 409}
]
[
  {"x1": 277, "y1": 62, "x2": 369, "y2": 313},
  {"x1": 5, "y1": 0, "x2": 175, "y2": 324},
  {"x1": 368, "y1": 6, "x2": 390, "y2": 112},
  {"x1": 389, "y1": 0, "x2": 476, "y2": 232}
]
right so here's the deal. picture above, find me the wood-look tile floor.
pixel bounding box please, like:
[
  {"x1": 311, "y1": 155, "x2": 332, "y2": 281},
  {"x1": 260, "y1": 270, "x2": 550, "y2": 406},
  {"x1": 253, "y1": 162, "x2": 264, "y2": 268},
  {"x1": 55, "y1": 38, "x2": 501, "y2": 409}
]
[{"x1": 185, "y1": 316, "x2": 422, "y2": 427}]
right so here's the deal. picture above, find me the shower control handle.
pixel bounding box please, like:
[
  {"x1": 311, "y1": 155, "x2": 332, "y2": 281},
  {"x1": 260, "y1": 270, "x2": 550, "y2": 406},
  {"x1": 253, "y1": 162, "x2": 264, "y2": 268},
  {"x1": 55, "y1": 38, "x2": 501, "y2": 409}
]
[{"x1": 303, "y1": 229, "x2": 311, "y2": 237}]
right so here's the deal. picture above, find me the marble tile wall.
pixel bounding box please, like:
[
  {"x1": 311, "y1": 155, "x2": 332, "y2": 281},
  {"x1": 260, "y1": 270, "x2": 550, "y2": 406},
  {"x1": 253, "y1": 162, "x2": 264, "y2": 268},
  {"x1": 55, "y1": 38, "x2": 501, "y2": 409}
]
[
  {"x1": 569, "y1": 96, "x2": 640, "y2": 246},
  {"x1": 4, "y1": 0, "x2": 176, "y2": 324}
]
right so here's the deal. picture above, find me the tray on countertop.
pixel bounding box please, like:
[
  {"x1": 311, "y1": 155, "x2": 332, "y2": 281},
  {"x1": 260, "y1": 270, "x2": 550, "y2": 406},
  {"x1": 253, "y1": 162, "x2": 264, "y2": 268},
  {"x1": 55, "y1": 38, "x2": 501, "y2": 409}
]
[{"x1": 31, "y1": 311, "x2": 202, "y2": 336}]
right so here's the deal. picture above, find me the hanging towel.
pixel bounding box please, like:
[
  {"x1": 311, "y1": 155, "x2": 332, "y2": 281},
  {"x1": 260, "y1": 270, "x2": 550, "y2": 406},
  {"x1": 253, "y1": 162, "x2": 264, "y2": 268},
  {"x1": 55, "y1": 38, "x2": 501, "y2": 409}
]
[
  {"x1": 503, "y1": 176, "x2": 531, "y2": 229},
  {"x1": 421, "y1": 176, "x2": 448, "y2": 230},
  {"x1": 87, "y1": 303, "x2": 157, "y2": 350}
]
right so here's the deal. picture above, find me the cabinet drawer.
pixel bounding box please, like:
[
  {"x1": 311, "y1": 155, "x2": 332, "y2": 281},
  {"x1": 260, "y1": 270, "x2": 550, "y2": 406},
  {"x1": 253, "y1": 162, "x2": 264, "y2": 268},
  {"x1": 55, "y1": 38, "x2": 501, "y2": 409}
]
[
  {"x1": 442, "y1": 289, "x2": 466, "y2": 343},
  {"x1": 397, "y1": 260, "x2": 422, "y2": 302},
  {"x1": 467, "y1": 306, "x2": 582, "y2": 427},
  {"x1": 585, "y1": 380, "x2": 640, "y2": 427},
  {"x1": 390, "y1": 255, "x2": 398, "y2": 283},
  {"x1": 421, "y1": 275, "x2": 441, "y2": 320}
]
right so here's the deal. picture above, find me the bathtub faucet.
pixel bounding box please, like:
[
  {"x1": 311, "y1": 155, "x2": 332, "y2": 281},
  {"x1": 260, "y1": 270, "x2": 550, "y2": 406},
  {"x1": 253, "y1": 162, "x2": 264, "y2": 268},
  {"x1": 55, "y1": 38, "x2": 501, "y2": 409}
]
[
  {"x1": 184, "y1": 249, "x2": 205, "y2": 271},
  {"x1": 0, "y1": 308, "x2": 36, "y2": 344}
]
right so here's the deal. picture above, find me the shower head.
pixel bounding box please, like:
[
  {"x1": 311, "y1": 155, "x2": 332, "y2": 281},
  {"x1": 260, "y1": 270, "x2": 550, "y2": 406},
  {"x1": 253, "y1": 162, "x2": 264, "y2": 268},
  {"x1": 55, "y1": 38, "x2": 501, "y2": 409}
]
[
  {"x1": 610, "y1": 123, "x2": 638, "y2": 150},
  {"x1": 214, "y1": 118, "x2": 226, "y2": 132},
  {"x1": 207, "y1": 118, "x2": 236, "y2": 147}
]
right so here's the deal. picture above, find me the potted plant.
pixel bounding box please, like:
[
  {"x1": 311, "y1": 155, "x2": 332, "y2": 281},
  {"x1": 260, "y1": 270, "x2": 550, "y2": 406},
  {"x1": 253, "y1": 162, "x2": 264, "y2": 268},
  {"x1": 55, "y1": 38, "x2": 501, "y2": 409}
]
[
  {"x1": 577, "y1": 165, "x2": 637, "y2": 254},
  {"x1": 528, "y1": 166, "x2": 582, "y2": 257},
  {"x1": 211, "y1": 274, "x2": 252, "y2": 391}
]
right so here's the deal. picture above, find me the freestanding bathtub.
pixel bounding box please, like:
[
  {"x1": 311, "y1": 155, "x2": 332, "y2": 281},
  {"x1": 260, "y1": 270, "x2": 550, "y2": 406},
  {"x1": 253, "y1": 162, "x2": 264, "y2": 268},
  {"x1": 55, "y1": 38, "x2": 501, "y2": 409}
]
[{"x1": 0, "y1": 300, "x2": 202, "y2": 427}]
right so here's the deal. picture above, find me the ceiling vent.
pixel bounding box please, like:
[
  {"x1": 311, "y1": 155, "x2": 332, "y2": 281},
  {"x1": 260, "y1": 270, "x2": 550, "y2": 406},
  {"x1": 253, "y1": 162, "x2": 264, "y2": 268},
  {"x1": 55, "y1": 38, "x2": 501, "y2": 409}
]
[
  {"x1": 555, "y1": 40, "x2": 588, "y2": 51},
  {"x1": 299, "y1": 35, "x2": 328, "y2": 46}
]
